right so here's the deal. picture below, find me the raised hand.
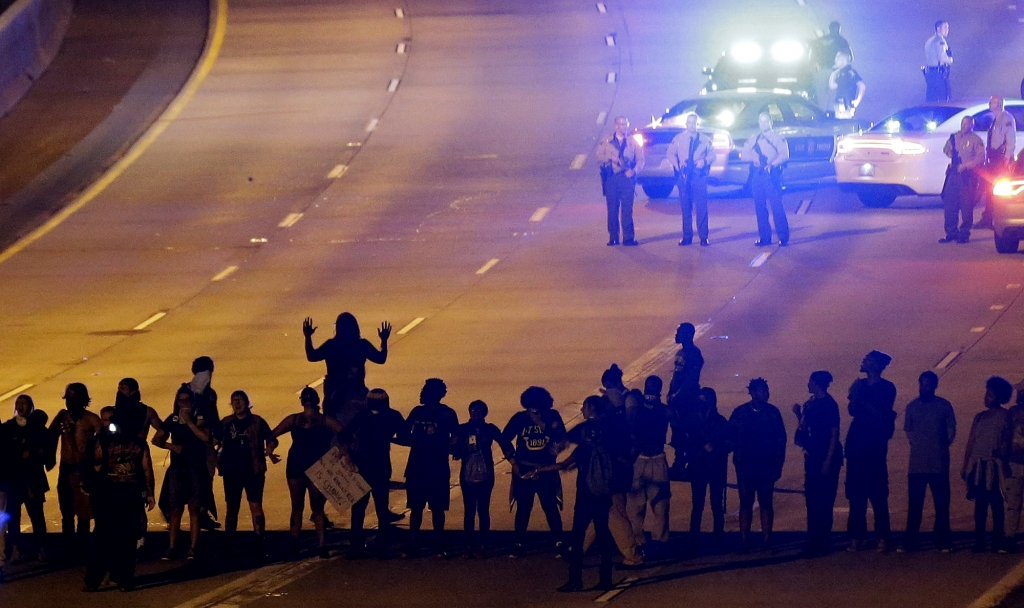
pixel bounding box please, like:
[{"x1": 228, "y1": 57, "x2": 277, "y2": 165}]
[
  {"x1": 302, "y1": 317, "x2": 317, "y2": 338},
  {"x1": 378, "y1": 321, "x2": 392, "y2": 341}
]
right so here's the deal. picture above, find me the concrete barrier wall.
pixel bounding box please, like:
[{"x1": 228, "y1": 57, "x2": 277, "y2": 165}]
[{"x1": 0, "y1": 0, "x2": 73, "y2": 119}]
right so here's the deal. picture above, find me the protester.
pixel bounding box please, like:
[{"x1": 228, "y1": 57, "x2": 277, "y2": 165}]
[
  {"x1": 453, "y1": 400, "x2": 513, "y2": 557},
  {"x1": 962, "y1": 377, "x2": 1014, "y2": 553},
  {"x1": 112, "y1": 378, "x2": 162, "y2": 552},
  {"x1": 399, "y1": 378, "x2": 459, "y2": 558},
  {"x1": 668, "y1": 322, "x2": 704, "y2": 413},
  {"x1": 685, "y1": 387, "x2": 733, "y2": 554},
  {"x1": 730, "y1": 378, "x2": 787, "y2": 552},
  {"x1": 793, "y1": 371, "x2": 843, "y2": 556},
  {"x1": 49, "y1": 382, "x2": 102, "y2": 556},
  {"x1": 153, "y1": 385, "x2": 212, "y2": 560},
  {"x1": 901, "y1": 371, "x2": 956, "y2": 553},
  {"x1": 83, "y1": 408, "x2": 155, "y2": 592},
  {"x1": 626, "y1": 377, "x2": 671, "y2": 559},
  {"x1": 844, "y1": 350, "x2": 897, "y2": 552},
  {"x1": 187, "y1": 357, "x2": 221, "y2": 532},
  {"x1": 502, "y1": 386, "x2": 567, "y2": 557},
  {"x1": 343, "y1": 388, "x2": 406, "y2": 559},
  {"x1": 303, "y1": 314, "x2": 391, "y2": 425},
  {"x1": 602, "y1": 370, "x2": 642, "y2": 566},
  {"x1": 544, "y1": 396, "x2": 617, "y2": 593},
  {"x1": 3, "y1": 394, "x2": 50, "y2": 563},
  {"x1": 217, "y1": 391, "x2": 278, "y2": 557},
  {"x1": 1004, "y1": 385, "x2": 1024, "y2": 552},
  {"x1": 270, "y1": 387, "x2": 342, "y2": 558}
]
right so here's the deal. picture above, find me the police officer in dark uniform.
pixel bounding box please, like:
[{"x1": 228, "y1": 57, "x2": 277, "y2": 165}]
[
  {"x1": 923, "y1": 21, "x2": 952, "y2": 102},
  {"x1": 596, "y1": 116, "x2": 645, "y2": 246},
  {"x1": 939, "y1": 116, "x2": 985, "y2": 243}
]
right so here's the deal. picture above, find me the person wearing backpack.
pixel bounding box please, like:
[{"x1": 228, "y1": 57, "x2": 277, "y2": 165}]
[
  {"x1": 529, "y1": 395, "x2": 616, "y2": 593},
  {"x1": 453, "y1": 400, "x2": 514, "y2": 557}
]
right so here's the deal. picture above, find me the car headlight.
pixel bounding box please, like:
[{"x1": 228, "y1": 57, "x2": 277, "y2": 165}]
[
  {"x1": 715, "y1": 110, "x2": 735, "y2": 128},
  {"x1": 730, "y1": 41, "x2": 762, "y2": 63},
  {"x1": 770, "y1": 40, "x2": 804, "y2": 63},
  {"x1": 994, "y1": 179, "x2": 1024, "y2": 197}
]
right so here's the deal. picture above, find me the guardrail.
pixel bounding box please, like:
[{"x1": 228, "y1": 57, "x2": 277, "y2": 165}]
[{"x1": 0, "y1": 0, "x2": 73, "y2": 119}]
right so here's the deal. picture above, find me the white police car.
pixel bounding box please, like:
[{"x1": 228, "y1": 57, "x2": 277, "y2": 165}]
[{"x1": 835, "y1": 100, "x2": 1024, "y2": 207}]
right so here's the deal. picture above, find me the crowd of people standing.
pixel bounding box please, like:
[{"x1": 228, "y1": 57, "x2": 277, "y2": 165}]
[{"x1": 1, "y1": 315, "x2": 1023, "y2": 593}]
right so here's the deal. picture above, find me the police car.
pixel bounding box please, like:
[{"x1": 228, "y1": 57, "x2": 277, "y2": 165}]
[
  {"x1": 834, "y1": 100, "x2": 1024, "y2": 207},
  {"x1": 634, "y1": 90, "x2": 867, "y2": 199},
  {"x1": 701, "y1": 39, "x2": 817, "y2": 102}
]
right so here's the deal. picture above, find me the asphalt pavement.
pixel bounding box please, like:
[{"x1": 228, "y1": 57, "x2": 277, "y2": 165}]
[{"x1": 3, "y1": 0, "x2": 1024, "y2": 605}]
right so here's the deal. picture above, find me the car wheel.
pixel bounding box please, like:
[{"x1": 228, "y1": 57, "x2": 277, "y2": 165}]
[
  {"x1": 641, "y1": 184, "x2": 674, "y2": 199},
  {"x1": 857, "y1": 188, "x2": 898, "y2": 208},
  {"x1": 994, "y1": 232, "x2": 1020, "y2": 254}
]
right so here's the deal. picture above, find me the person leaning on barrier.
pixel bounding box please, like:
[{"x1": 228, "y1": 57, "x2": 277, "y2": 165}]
[
  {"x1": 666, "y1": 114, "x2": 715, "y2": 246},
  {"x1": 741, "y1": 113, "x2": 790, "y2": 247},
  {"x1": 596, "y1": 116, "x2": 644, "y2": 246},
  {"x1": 938, "y1": 116, "x2": 985, "y2": 244},
  {"x1": 923, "y1": 20, "x2": 952, "y2": 102}
]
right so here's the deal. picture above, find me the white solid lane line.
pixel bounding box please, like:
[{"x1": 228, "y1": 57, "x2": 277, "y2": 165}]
[
  {"x1": 596, "y1": 2, "x2": 607, "y2": 13},
  {"x1": 935, "y1": 351, "x2": 960, "y2": 370},
  {"x1": 394, "y1": 7, "x2": 404, "y2": 18},
  {"x1": 570, "y1": 154, "x2": 587, "y2": 170},
  {"x1": 606, "y1": 72, "x2": 616, "y2": 83},
  {"x1": 475, "y1": 258, "x2": 500, "y2": 275},
  {"x1": 596, "y1": 111, "x2": 607, "y2": 125},
  {"x1": 327, "y1": 164, "x2": 349, "y2": 179},
  {"x1": 749, "y1": 252, "x2": 771, "y2": 267},
  {"x1": 278, "y1": 213, "x2": 304, "y2": 228},
  {"x1": 396, "y1": 42, "x2": 406, "y2": 54},
  {"x1": 530, "y1": 207, "x2": 550, "y2": 222},
  {"x1": 133, "y1": 312, "x2": 167, "y2": 331},
  {"x1": 366, "y1": 118, "x2": 379, "y2": 132},
  {"x1": 397, "y1": 317, "x2": 425, "y2": 335},
  {"x1": 211, "y1": 265, "x2": 239, "y2": 281},
  {"x1": 387, "y1": 78, "x2": 400, "y2": 92},
  {"x1": 0, "y1": 383, "x2": 34, "y2": 402}
]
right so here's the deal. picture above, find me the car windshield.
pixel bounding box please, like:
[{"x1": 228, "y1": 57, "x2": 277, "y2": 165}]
[
  {"x1": 869, "y1": 106, "x2": 964, "y2": 134},
  {"x1": 662, "y1": 99, "x2": 749, "y2": 129}
]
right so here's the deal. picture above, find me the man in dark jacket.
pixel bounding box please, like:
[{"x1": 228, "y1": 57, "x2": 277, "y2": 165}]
[{"x1": 684, "y1": 387, "x2": 733, "y2": 554}]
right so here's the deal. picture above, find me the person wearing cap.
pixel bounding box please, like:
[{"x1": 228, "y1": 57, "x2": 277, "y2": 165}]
[
  {"x1": 342, "y1": 388, "x2": 406, "y2": 559},
  {"x1": 844, "y1": 350, "x2": 897, "y2": 552},
  {"x1": 729, "y1": 378, "x2": 787, "y2": 552},
  {"x1": 49, "y1": 382, "x2": 102, "y2": 556},
  {"x1": 270, "y1": 387, "x2": 343, "y2": 558},
  {"x1": 216, "y1": 390, "x2": 278, "y2": 556}
]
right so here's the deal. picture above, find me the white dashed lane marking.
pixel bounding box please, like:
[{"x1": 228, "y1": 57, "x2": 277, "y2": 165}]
[
  {"x1": 991, "y1": 304, "x2": 1006, "y2": 310},
  {"x1": 397, "y1": 317, "x2": 425, "y2": 335},
  {"x1": 971, "y1": 327, "x2": 986, "y2": 333},
  {"x1": 211, "y1": 265, "x2": 239, "y2": 281},
  {"x1": 396, "y1": 42, "x2": 407, "y2": 54},
  {"x1": 596, "y1": 111, "x2": 607, "y2": 125},
  {"x1": 605, "y1": 35, "x2": 615, "y2": 46},
  {"x1": 327, "y1": 164, "x2": 349, "y2": 179},
  {"x1": 596, "y1": 2, "x2": 607, "y2": 13},
  {"x1": 607, "y1": 72, "x2": 616, "y2": 83},
  {"x1": 530, "y1": 207, "x2": 550, "y2": 222},
  {"x1": 133, "y1": 312, "x2": 167, "y2": 331},
  {"x1": 394, "y1": 7, "x2": 404, "y2": 18},
  {"x1": 278, "y1": 213, "x2": 303, "y2": 228},
  {"x1": 475, "y1": 258, "x2": 500, "y2": 275},
  {"x1": 366, "y1": 118, "x2": 379, "y2": 132},
  {"x1": 387, "y1": 78, "x2": 400, "y2": 92},
  {"x1": 0, "y1": 384, "x2": 34, "y2": 402},
  {"x1": 749, "y1": 252, "x2": 771, "y2": 267},
  {"x1": 935, "y1": 351, "x2": 960, "y2": 370},
  {"x1": 570, "y1": 154, "x2": 587, "y2": 170}
]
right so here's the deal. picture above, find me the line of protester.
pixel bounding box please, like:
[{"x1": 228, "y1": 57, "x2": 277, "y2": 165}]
[{"x1": 1, "y1": 316, "x2": 1023, "y2": 593}]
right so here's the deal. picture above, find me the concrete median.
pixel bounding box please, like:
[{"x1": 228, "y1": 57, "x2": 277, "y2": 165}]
[{"x1": 0, "y1": 0, "x2": 72, "y2": 119}]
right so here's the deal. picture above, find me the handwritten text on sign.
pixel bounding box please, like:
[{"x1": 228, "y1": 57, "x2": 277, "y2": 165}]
[{"x1": 306, "y1": 446, "x2": 371, "y2": 513}]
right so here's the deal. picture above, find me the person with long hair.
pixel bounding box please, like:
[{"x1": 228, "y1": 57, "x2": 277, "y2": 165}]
[{"x1": 270, "y1": 387, "x2": 342, "y2": 558}]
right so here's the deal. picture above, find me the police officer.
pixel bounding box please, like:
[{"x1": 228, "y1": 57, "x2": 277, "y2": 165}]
[
  {"x1": 741, "y1": 113, "x2": 790, "y2": 246},
  {"x1": 977, "y1": 96, "x2": 1017, "y2": 229},
  {"x1": 666, "y1": 114, "x2": 716, "y2": 246},
  {"x1": 829, "y1": 52, "x2": 866, "y2": 119},
  {"x1": 596, "y1": 116, "x2": 644, "y2": 246},
  {"x1": 813, "y1": 21, "x2": 853, "y2": 109},
  {"x1": 923, "y1": 21, "x2": 952, "y2": 102},
  {"x1": 939, "y1": 116, "x2": 985, "y2": 243}
]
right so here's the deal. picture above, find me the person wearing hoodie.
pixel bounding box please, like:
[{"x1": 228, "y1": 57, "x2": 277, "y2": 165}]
[
  {"x1": 49, "y1": 382, "x2": 102, "y2": 556},
  {"x1": 685, "y1": 387, "x2": 733, "y2": 553},
  {"x1": 343, "y1": 388, "x2": 406, "y2": 559},
  {"x1": 3, "y1": 394, "x2": 50, "y2": 562}
]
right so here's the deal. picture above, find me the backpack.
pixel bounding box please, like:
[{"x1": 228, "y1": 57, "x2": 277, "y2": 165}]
[
  {"x1": 462, "y1": 449, "x2": 490, "y2": 484},
  {"x1": 585, "y1": 444, "x2": 614, "y2": 496}
]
